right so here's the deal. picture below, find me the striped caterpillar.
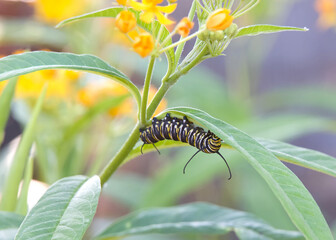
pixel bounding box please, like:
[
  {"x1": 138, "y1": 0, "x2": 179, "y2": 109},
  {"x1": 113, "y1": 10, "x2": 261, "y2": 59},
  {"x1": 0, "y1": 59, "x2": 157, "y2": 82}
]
[{"x1": 139, "y1": 113, "x2": 232, "y2": 179}]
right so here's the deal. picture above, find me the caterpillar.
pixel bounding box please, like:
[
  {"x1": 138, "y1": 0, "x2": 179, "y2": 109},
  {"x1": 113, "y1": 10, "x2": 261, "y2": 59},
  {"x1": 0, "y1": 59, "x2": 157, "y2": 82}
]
[{"x1": 139, "y1": 113, "x2": 232, "y2": 179}]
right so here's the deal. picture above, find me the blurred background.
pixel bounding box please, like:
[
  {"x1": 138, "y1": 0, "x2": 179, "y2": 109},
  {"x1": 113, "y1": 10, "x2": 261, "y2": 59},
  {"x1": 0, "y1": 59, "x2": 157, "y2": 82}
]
[{"x1": 0, "y1": 0, "x2": 335, "y2": 239}]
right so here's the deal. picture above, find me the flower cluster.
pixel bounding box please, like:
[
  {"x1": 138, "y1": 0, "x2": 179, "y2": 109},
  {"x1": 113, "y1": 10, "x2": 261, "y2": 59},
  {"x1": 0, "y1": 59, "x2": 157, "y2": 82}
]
[
  {"x1": 114, "y1": 0, "x2": 177, "y2": 57},
  {"x1": 113, "y1": 0, "x2": 234, "y2": 58}
]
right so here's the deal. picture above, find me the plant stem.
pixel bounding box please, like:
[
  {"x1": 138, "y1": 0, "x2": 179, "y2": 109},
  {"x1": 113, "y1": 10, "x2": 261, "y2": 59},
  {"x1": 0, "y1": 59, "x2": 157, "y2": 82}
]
[
  {"x1": 147, "y1": 81, "x2": 170, "y2": 118},
  {"x1": 140, "y1": 56, "x2": 156, "y2": 125},
  {"x1": 99, "y1": 122, "x2": 140, "y2": 186},
  {"x1": 147, "y1": 44, "x2": 208, "y2": 118},
  {"x1": 158, "y1": 28, "x2": 205, "y2": 54}
]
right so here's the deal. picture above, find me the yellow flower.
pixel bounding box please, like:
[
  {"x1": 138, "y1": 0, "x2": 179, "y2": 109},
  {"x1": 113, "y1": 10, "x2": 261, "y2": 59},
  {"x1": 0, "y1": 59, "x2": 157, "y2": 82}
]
[
  {"x1": 0, "y1": 81, "x2": 6, "y2": 93},
  {"x1": 115, "y1": 10, "x2": 137, "y2": 33},
  {"x1": 315, "y1": 0, "x2": 336, "y2": 29},
  {"x1": 34, "y1": 0, "x2": 88, "y2": 24},
  {"x1": 16, "y1": 69, "x2": 80, "y2": 99},
  {"x1": 176, "y1": 17, "x2": 194, "y2": 37},
  {"x1": 206, "y1": 8, "x2": 234, "y2": 31},
  {"x1": 130, "y1": 0, "x2": 176, "y2": 25},
  {"x1": 117, "y1": 0, "x2": 130, "y2": 5},
  {"x1": 0, "y1": 50, "x2": 81, "y2": 99},
  {"x1": 77, "y1": 81, "x2": 135, "y2": 117},
  {"x1": 133, "y1": 32, "x2": 155, "y2": 57}
]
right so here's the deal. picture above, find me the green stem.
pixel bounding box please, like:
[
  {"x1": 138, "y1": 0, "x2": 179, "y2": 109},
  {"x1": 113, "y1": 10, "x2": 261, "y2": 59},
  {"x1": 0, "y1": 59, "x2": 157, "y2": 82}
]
[
  {"x1": 160, "y1": 29, "x2": 177, "y2": 48},
  {"x1": 140, "y1": 56, "x2": 156, "y2": 125},
  {"x1": 147, "y1": 81, "x2": 170, "y2": 118},
  {"x1": 147, "y1": 44, "x2": 208, "y2": 118},
  {"x1": 159, "y1": 28, "x2": 205, "y2": 54},
  {"x1": 99, "y1": 122, "x2": 140, "y2": 186}
]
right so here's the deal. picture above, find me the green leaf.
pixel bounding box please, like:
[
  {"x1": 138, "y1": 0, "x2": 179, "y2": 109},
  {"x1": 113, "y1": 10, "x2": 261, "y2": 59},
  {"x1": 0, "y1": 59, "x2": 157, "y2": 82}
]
[
  {"x1": 235, "y1": 228, "x2": 274, "y2": 240},
  {"x1": 0, "y1": 86, "x2": 46, "y2": 212},
  {"x1": 96, "y1": 202, "x2": 303, "y2": 239},
  {"x1": 0, "y1": 212, "x2": 24, "y2": 240},
  {"x1": 258, "y1": 138, "x2": 336, "y2": 178},
  {"x1": 0, "y1": 78, "x2": 17, "y2": 145},
  {"x1": 160, "y1": 107, "x2": 333, "y2": 240},
  {"x1": 57, "y1": 7, "x2": 176, "y2": 76},
  {"x1": 15, "y1": 175, "x2": 101, "y2": 240},
  {"x1": 0, "y1": 51, "x2": 141, "y2": 109},
  {"x1": 127, "y1": 140, "x2": 183, "y2": 163},
  {"x1": 15, "y1": 155, "x2": 34, "y2": 215},
  {"x1": 235, "y1": 25, "x2": 308, "y2": 38}
]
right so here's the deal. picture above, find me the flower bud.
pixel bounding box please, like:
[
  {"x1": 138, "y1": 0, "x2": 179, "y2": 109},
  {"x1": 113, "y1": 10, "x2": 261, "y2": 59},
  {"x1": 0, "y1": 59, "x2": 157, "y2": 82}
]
[
  {"x1": 115, "y1": 10, "x2": 137, "y2": 33},
  {"x1": 209, "y1": 31, "x2": 216, "y2": 41},
  {"x1": 198, "y1": 29, "x2": 210, "y2": 41},
  {"x1": 206, "y1": 8, "x2": 234, "y2": 31},
  {"x1": 214, "y1": 30, "x2": 225, "y2": 41},
  {"x1": 133, "y1": 33, "x2": 154, "y2": 58},
  {"x1": 176, "y1": 17, "x2": 194, "y2": 37},
  {"x1": 224, "y1": 23, "x2": 238, "y2": 38}
]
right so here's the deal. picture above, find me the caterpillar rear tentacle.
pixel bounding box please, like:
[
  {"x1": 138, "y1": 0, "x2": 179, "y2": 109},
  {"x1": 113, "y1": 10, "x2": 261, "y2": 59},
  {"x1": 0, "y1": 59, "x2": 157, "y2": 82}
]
[{"x1": 139, "y1": 113, "x2": 232, "y2": 180}]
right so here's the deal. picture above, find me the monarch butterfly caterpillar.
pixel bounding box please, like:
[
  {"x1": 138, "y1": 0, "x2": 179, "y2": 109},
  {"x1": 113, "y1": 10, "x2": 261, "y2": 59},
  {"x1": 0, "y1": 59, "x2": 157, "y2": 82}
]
[{"x1": 139, "y1": 113, "x2": 232, "y2": 179}]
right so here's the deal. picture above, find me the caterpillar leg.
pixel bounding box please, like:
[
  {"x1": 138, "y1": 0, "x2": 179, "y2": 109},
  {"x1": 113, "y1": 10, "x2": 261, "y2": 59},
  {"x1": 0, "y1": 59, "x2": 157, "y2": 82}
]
[
  {"x1": 141, "y1": 143, "x2": 145, "y2": 155},
  {"x1": 152, "y1": 143, "x2": 160, "y2": 155},
  {"x1": 183, "y1": 149, "x2": 202, "y2": 174},
  {"x1": 140, "y1": 143, "x2": 161, "y2": 155}
]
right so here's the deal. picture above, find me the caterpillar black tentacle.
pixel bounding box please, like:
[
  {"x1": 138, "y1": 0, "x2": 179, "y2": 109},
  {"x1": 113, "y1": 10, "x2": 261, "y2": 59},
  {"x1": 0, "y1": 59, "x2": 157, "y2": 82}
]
[{"x1": 139, "y1": 113, "x2": 232, "y2": 180}]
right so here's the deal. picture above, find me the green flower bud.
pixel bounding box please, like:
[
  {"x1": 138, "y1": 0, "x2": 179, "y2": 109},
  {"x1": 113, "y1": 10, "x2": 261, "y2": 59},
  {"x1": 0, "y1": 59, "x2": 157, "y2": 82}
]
[
  {"x1": 225, "y1": 23, "x2": 238, "y2": 38},
  {"x1": 198, "y1": 29, "x2": 210, "y2": 41},
  {"x1": 214, "y1": 30, "x2": 225, "y2": 41},
  {"x1": 209, "y1": 31, "x2": 217, "y2": 41}
]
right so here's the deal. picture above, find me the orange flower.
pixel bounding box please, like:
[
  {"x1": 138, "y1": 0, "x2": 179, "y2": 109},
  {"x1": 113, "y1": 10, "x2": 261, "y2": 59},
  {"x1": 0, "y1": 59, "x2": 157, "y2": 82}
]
[
  {"x1": 130, "y1": 0, "x2": 176, "y2": 25},
  {"x1": 116, "y1": 10, "x2": 137, "y2": 33},
  {"x1": 176, "y1": 17, "x2": 194, "y2": 37},
  {"x1": 315, "y1": 0, "x2": 336, "y2": 29},
  {"x1": 206, "y1": 9, "x2": 234, "y2": 31},
  {"x1": 133, "y1": 32, "x2": 154, "y2": 57}
]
